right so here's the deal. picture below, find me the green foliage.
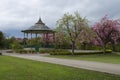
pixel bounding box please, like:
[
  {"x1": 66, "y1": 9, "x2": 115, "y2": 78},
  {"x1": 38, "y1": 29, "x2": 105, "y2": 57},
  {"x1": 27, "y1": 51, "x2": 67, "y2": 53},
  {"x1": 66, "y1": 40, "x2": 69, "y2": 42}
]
[
  {"x1": 50, "y1": 49, "x2": 71, "y2": 55},
  {"x1": 114, "y1": 44, "x2": 120, "y2": 52},
  {"x1": 50, "y1": 49, "x2": 112, "y2": 55},
  {"x1": 73, "y1": 50, "x2": 112, "y2": 55},
  {"x1": 10, "y1": 42, "x2": 23, "y2": 50},
  {"x1": 28, "y1": 37, "x2": 43, "y2": 46},
  {"x1": 50, "y1": 52, "x2": 71, "y2": 55},
  {"x1": 39, "y1": 49, "x2": 71, "y2": 54},
  {"x1": 15, "y1": 49, "x2": 36, "y2": 54},
  {"x1": 39, "y1": 49, "x2": 69, "y2": 54},
  {"x1": 76, "y1": 43, "x2": 103, "y2": 50},
  {"x1": 0, "y1": 31, "x2": 5, "y2": 49},
  {"x1": 105, "y1": 49, "x2": 112, "y2": 53},
  {"x1": 3, "y1": 36, "x2": 22, "y2": 49},
  {"x1": 39, "y1": 48, "x2": 54, "y2": 53}
]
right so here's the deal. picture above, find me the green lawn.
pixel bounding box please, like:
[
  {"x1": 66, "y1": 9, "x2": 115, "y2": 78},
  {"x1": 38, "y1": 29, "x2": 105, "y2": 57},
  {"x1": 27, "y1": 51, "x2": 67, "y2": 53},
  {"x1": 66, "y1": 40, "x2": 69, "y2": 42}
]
[
  {"x1": 0, "y1": 56, "x2": 120, "y2": 80},
  {"x1": 48, "y1": 53, "x2": 120, "y2": 64}
]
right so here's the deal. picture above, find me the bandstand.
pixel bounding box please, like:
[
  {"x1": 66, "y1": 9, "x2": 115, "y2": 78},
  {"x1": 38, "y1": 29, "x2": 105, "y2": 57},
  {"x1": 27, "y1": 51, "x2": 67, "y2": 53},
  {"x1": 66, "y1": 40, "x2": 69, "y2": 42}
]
[{"x1": 21, "y1": 18, "x2": 55, "y2": 51}]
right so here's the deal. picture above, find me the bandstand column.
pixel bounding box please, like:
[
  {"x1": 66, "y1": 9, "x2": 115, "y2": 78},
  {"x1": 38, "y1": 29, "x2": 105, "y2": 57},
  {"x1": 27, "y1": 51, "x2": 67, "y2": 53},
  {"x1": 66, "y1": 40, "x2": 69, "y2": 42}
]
[
  {"x1": 36, "y1": 33, "x2": 38, "y2": 38},
  {"x1": 27, "y1": 33, "x2": 28, "y2": 39},
  {"x1": 26, "y1": 33, "x2": 28, "y2": 47},
  {"x1": 23, "y1": 33, "x2": 26, "y2": 46},
  {"x1": 30, "y1": 33, "x2": 32, "y2": 53},
  {"x1": 46, "y1": 33, "x2": 49, "y2": 47},
  {"x1": 53, "y1": 33, "x2": 55, "y2": 43}
]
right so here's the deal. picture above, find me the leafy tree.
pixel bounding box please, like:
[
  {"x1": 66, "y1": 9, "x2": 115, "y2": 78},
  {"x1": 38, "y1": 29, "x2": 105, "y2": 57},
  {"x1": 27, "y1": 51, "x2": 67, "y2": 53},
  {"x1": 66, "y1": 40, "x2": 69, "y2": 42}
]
[
  {"x1": 5, "y1": 36, "x2": 16, "y2": 49},
  {"x1": 7, "y1": 37, "x2": 23, "y2": 50},
  {"x1": 57, "y1": 12, "x2": 89, "y2": 54},
  {"x1": 92, "y1": 16, "x2": 120, "y2": 54},
  {"x1": 10, "y1": 41, "x2": 23, "y2": 50},
  {"x1": 0, "y1": 31, "x2": 5, "y2": 49}
]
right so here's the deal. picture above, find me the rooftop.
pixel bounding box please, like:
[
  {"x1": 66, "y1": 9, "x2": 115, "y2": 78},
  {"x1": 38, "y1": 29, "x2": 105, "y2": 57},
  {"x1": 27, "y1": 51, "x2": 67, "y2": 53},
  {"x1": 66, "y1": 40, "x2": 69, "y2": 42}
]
[{"x1": 22, "y1": 18, "x2": 54, "y2": 33}]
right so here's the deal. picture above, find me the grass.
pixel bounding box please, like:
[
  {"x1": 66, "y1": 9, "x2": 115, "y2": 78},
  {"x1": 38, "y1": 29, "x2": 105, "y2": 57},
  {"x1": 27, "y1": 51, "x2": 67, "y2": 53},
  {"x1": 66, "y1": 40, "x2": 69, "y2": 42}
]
[
  {"x1": 48, "y1": 53, "x2": 120, "y2": 64},
  {"x1": 0, "y1": 56, "x2": 120, "y2": 80}
]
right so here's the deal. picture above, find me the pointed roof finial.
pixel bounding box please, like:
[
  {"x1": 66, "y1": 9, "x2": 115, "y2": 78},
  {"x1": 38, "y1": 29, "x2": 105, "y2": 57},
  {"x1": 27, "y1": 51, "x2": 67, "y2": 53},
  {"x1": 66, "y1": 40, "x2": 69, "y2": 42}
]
[{"x1": 36, "y1": 17, "x2": 44, "y2": 25}]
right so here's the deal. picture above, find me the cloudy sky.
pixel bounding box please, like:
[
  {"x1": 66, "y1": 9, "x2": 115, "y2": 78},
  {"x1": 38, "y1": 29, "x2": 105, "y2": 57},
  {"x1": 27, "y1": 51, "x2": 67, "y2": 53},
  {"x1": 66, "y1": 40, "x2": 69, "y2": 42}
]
[{"x1": 0, "y1": 0, "x2": 120, "y2": 38}]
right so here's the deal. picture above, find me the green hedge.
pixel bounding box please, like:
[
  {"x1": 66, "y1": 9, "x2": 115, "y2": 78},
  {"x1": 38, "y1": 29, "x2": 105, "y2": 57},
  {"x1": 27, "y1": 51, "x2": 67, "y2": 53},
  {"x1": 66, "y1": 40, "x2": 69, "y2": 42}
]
[
  {"x1": 50, "y1": 50, "x2": 112, "y2": 55},
  {"x1": 49, "y1": 49, "x2": 71, "y2": 55},
  {"x1": 115, "y1": 44, "x2": 120, "y2": 52},
  {"x1": 39, "y1": 49, "x2": 69, "y2": 53},
  {"x1": 15, "y1": 49, "x2": 112, "y2": 55},
  {"x1": 39, "y1": 49, "x2": 55, "y2": 53},
  {"x1": 15, "y1": 49, "x2": 36, "y2": 54},
  {"x1": 105, "y1": 49, "x2": 112, "y2": 53}
]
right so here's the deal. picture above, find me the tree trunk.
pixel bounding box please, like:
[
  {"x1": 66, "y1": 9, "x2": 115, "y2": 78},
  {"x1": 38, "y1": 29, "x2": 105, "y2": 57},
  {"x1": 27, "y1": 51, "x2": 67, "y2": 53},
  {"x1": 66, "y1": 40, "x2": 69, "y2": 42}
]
[
  {"x1": 83, "y1": 42, "x2": 87, "y2": 50},
  {"x1": 111, "y1": 43, "x2": 116, "y2": 52},
  {"x1": 103, "y1": 44, "x2": 106, "y2": 54},
  {"x1": 71, "y1": 41, "x2": 75, "y2": 55}
]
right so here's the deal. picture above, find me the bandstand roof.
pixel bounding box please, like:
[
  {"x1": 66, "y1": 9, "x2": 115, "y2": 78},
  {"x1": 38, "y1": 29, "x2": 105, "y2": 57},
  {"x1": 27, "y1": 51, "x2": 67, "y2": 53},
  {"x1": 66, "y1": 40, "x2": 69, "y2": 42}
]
[{"x1": 21, "y1": 18, "x2": 55, "y2": 34}]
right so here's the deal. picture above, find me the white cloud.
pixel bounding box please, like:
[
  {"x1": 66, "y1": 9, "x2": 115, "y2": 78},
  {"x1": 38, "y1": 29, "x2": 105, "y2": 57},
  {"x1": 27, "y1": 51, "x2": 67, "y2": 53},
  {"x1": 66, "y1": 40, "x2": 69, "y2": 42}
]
[{"x1": 0, "y1": 0, "x2": 120, "y2": 37}]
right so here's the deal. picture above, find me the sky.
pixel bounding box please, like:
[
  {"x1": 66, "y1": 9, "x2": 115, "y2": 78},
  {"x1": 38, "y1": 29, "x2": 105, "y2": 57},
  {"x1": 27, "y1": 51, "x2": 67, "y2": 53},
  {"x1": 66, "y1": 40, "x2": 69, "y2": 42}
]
[{"x1": 0, "y1": 0, "x2": 120, "y2": 38}]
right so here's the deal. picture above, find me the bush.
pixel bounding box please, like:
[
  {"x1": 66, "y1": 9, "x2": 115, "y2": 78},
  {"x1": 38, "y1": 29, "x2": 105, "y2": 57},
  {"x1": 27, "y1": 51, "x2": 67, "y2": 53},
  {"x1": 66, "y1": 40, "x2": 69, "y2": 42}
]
[
  {"x1": 10, "y1": 42, "x2": 23, "y2": 50},
  {"x1": 73, "y1": 52, "x2": 103, "y2": 55},
  {"x1": 50, "y1": 52, "x2": 71, "y2": 55},
  {"x1": 105, "y1": 49, "x2": 112, "y2": 53},
  {"x1": 50, "y1": 52, "x2": 102, "y2": 55},
  {"x1": 50, "y1": 50, "x2": 112, "y2": 55},
  {"x1": 15, "y1": 49, "x2": 36, "y2": 54},
  {"x1": 76, "y1": 44, "x2": 103, "y2": 50},
  {"x1": 115, "y1": 44, "x2": 120, "y2": 52},
  {"x1": 0, "y1": 52, "x2": 2, "y2": 55},
  {"x1": 39, "y1": 48, "x2": 55, "y2": 53},
  {"x1": 50, "y1": 49, "x2": 71, "y2": 55},
  {"x1": 27, "y1": 50, "x2": 36, "y2": 53}
]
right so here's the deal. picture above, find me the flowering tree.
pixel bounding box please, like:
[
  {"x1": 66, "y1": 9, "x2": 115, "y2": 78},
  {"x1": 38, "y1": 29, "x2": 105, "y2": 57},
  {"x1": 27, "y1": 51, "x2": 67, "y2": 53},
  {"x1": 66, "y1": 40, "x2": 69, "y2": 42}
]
[
  {"x1": 92, "y1": 16, "x2": 120, "y2": 54},
  {"x1": 57, "y1": 12, "x2": 89, "y2": 54},
  {"x1": 76, "y1": 26, "x2": 96, "y2": 49},
  {"x1": 54, "y1": 26, "x2": 70, "y2": 48}
]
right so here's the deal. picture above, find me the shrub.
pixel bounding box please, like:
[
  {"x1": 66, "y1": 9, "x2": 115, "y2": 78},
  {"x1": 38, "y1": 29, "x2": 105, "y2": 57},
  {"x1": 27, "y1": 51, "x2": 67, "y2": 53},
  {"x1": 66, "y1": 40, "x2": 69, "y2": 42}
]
[
  {"x1": 39, "y1": 48, "x2": 55, "y2": 53},
  {"x1": 0, "y1": 52, "x2": 2, "y2": 55},
  {"x1": 10, "y1": 42, "x2": 23, "y2": 50},
  {"x1": 73, "y1": 52, "x2": 103, "y2": 55},
  {"x1": 50, "y1": 50, "x2": 112, "y2": 55},
  {"x1": 15, "y1": 49, "x2": 36, "y2": 54},
  {"x1": 39, "y1": 49, "x2": 49, "y2": 53},
  {"x1": 105, "y1": 49, "x2": 112, "y2": 53},
  {"x1": 115, "y1": 44, "x2": 120, "y2": 52},
  {"x1": 50, "y1": 49, "x2": 71, "y2": 55},
  {"x1": 50, "y1": 52, "x2": 101, "y2": 55},
  {"x1": 25, "y1": 50, "x2": 36, "y2": 53},
  {"x1": 50, "y1": 52, "x2": 71, "y2": 55}
]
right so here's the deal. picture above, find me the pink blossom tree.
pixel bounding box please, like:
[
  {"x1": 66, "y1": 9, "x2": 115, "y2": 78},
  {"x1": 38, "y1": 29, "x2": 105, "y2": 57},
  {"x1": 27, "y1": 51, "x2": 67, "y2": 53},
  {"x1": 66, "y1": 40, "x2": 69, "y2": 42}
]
[{"x1": 92, "y1": 16, "x2": 120, "y2": 54}]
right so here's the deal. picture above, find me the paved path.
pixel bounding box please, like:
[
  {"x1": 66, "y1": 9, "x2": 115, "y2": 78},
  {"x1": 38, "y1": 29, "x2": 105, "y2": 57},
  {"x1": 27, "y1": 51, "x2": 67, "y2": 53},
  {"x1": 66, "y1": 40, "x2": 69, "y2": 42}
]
[{"x1": 3, "y1": 53, "x2": 120, "y2": 75}]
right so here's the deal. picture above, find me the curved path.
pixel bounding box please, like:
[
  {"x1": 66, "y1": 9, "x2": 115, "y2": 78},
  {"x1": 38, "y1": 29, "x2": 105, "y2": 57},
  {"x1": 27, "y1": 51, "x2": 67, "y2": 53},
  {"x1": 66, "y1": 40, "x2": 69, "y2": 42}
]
[{"x1": 3, "y1": 53, "x2": 120, "y2": 75}]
